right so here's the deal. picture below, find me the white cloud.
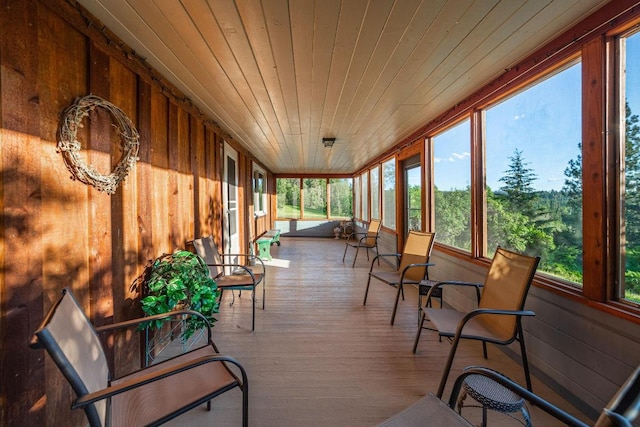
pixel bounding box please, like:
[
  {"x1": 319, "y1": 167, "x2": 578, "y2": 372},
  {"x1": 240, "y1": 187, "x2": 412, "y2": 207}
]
[
  {"x1": 446, "y1": 152, "x2": 471, "y2": 161},
  {"x1": 514, "y1": 114, "x2": 525, "y2": 120}
]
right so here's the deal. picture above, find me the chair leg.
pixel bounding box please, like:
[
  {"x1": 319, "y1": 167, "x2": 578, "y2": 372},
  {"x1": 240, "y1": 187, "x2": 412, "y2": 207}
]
[
  {"x1": 391, "y1": 283, "x2": 403, "y2": 325},
  {"x1": 251, "y1": 288, "x2": 256, "y2": 331},
  {"x1": 352, "y1": 246, "x2": 360, "y2": 267},
  {"x1": 262, "y1": 282, "x2": 265, "y2": 310},
  {"x1": 413, "y1": 310, "x2": 427, "y2": 353},
  {"x1": 436, "y1": 332, "x2": 462, "y2": 397},
  {"x1": 482, "y1": 341, "x2": 488, "y2": 359},
  {"x1": 342, "y1": 243, "x2": 348, "y2": 263},
  {"x1": 518, "y1": 323, "x2": 533, "y2": 392},
  {"x1": 242, "y1": 380, "x2": 249, "y2": 427},
  {"x1": 363, "y1": 276, "x2": 373, "y2": 305}
]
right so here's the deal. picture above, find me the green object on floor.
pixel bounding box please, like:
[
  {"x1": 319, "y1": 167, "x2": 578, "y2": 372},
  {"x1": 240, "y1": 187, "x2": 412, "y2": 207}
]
[{"x1": 256, "y1": 238, "x2": 272, "y2": 260}]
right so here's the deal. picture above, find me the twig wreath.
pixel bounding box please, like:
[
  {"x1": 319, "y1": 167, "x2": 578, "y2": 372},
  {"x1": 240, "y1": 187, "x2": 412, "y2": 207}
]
[{"x1": 57, "y1": 95, "x2": 140, "y2": 194}]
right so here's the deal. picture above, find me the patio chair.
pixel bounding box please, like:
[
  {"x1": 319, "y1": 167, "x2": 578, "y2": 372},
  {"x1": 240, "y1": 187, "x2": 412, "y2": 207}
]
[
  {"x1": 30, "y1": 287, "x2": 249, "y2": 427},
  {"x1": 363, "y1": 230, "x2": 436, "y2": 325},
  {"x1": 190, "y1": 235, "x2": 265, "y2": 331},
  {"x1": 342, "y1": 218, "x2": 381, "y2": 267},
  {"x1": 378, "y1": 365, "x2": 640, "y2": 427},
  {"x1": 413, "y1": 247, "x2": 540, "y2": 397}
]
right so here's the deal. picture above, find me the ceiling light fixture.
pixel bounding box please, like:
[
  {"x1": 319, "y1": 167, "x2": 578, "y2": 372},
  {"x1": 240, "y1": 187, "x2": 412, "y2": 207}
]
[{"x1": 322, "y1": 137, "x2": 336, "y2": 148}]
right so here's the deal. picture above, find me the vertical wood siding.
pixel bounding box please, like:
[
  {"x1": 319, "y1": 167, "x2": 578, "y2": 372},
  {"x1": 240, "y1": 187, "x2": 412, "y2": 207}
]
[{"x1": 0, "y1": 1, "x2": 266, "y2": 425}]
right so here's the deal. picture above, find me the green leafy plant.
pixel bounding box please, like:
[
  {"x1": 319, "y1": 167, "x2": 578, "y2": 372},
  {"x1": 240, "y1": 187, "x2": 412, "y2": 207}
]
[{"x1": 140, "y1": 250, "x2": 219, "y2": 338}]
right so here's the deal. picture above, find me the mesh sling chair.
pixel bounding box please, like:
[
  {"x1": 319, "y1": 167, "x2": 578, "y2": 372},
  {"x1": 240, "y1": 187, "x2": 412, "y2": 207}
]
[
  {"x1": 342, "y1": 218, "x2": 382, "y2": 267},
  {"x1": 363, "y1": 230, "x2": 436, "y2": 325},
  {"x1": 413, "y1": 247, "x2": 540, "y2": 397},
  {"x1": 190, "y1": 235, "x2": 265, "y2": 331},
  {"x1": 30, "y1": 287, "x2": 248, "y2": 427},
  {"x1": 378, "y1": 365, "x2": 640, "y2": 427}
]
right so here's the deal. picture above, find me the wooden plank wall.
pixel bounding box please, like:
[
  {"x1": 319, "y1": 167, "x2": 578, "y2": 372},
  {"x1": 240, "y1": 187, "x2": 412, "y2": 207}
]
[{"x1": 0, "y1": 1, "x2": 268, "y2": 425}]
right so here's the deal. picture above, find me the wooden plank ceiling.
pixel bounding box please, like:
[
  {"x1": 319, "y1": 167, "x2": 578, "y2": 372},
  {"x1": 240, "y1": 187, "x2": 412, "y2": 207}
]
[{"x1": 77, "y1": 0, "x2": 609, "y2": 174}]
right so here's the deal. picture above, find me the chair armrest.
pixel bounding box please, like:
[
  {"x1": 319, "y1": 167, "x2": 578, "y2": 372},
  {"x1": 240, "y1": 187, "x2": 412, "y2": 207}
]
[
  {"x1": 95, "y1": 309, "x2": 210, "y2": 332},
  {"x1": 220, "y1": 252, "x2": 266, "y2": 268},
  {"x1": 422, "y1": 281, "x2": 483, "y2": 304},
  {"x1": 399, "y1": 263, "x2": 436, "y2": 282},
  {"x1": 448, "y1": 367, "x2": 589, "y2": 427},
  {"x1": 455, "y1": 308, "x2": 535, "y2": 339},
  {"x1": 369, "y1": 253, "x2": 401, "y2": 272},
  {"x1": 203, "y1": 262, "x2": 258, "y2": 282},
  {"x1": 72, "y1": 353, "x2": 247, "y2": 409}
]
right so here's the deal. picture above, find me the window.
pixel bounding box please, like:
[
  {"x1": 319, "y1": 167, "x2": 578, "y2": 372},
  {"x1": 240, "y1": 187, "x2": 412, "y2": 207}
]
[
  {"x1": 361, "y1": 172, "x2": 369, "y2": 221},
  {"x1": 433, "y1": 119, "x2": 471, "y2": 251},
  {"x1": 370, "y1": 166, "x2": 380, "y2": 220},
  {"x1": 303, "y1": 179, "x2": 327, "y2": 218},
  {"x1": 276, "y1": 177, "x2": 353, "y2": 219},
  {"x1": 354, "y1": 175, "x2": 361, "y2": 219},
  {"x1": 253, "y1": 166, "x2": 266, "y2": 214},
  {"x1": 620, "y1": 30, "x2": 640, "y2": 304},
  {"x1": 276, "y1": 178, "x2": 300, "y2": 219},
  {"x1": 382, "y1": 159, "x2": 396, "y2": 229},
  {"x1": 485, "y1": 62, "x2": 582, "y2": 285},
  {"x1": 329, "y1": 178, "x2": 353, "y2": 219}
]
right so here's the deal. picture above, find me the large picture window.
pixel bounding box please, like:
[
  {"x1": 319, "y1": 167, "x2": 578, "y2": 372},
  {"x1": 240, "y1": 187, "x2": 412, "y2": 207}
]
[
  {"x1": 276, "y1": 178, "x2": 301, "y2": 219},
  {"x1": 370, "y1": 166, "x2": 380, "y2": 220},
  {"x1": 303, "y1": 179, "x2": 327, "y2": 218},
  {"x1": 329, "y1": 178, "x2": 353, "y2": 219},
  {"x1": 382, "y1": 159, "x2": 396, "y2": 229},
  {"x1": 276, "y1": 177, "x2": 353, "y2": 220},
  {"x1": 620, "y1": 30, "x2": 640, "y2": 304},
  {"x1": 433, "y1": 119, "x2": 471, "y2": 251},
  {"x1": 361, "y1": 172, "x2": 369, "y2": 221},
  {"x1": 485, "y1": 62, "x2": 582, "y2": 284}
]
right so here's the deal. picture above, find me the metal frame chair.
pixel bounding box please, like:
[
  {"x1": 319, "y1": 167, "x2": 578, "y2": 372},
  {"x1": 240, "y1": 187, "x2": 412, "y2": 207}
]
[
  {"x1": 30, "y1": 287, "x2": 248, "y2": 427},
  {"x1": 342, "y1": 218, "x2": 382, "y2": 267},
  {"x1": 413, "y1": 247, "x2": 540, "y2": 396},
  {"x1": 363, "y1": 230, "x2": 436, "y2": 325},
  {"x1": 190, "y1": 235, "x2": 266, "y2": 331},
  {"x1": 378, "y1": 365, "x2": 640, "y2": 427}
]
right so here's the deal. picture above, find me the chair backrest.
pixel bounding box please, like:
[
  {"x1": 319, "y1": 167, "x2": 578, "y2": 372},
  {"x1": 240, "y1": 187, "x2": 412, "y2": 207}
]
[
  {"x1": 364, "y1": 219, "x2": 381, "y2": 246},
  {"x1": 398, "y1": 231, "x2": 436, "y2": 282},
  {"x1": 192, "y1": 235, "x2": 224, "y2": 279},
  {"x1": 478, "y1": 247, "x2": 540, "y2": 341},
  {"x1": 31, "y1": 288, "x2": 110, "y2": 427}
]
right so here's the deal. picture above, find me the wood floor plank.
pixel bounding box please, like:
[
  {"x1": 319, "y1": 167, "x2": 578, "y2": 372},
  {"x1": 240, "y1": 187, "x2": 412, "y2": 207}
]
[{"x1": 168, "y1": 237, "x2": 591, "y2": 426}]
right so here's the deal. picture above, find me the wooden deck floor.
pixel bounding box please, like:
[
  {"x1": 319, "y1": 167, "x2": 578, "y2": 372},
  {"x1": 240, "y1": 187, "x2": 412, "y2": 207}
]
[{"x1": 170, "y1": 237, "x2": 590, "y2": 427}]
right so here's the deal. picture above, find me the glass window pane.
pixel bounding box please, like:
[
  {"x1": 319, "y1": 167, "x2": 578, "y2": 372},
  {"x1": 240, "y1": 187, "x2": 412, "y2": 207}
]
[
  {"x1": 276, "y1": 178, "x2": 300, "y2": 219},
  {"x1": 382, "y1": 159, "x2": 396, "y2": 229},
  {"x1": 354, "y1": 175, "x2": 361, "y2": 219},
  {"x1": 253, "y1": 170, "x2": 265, "y2": 212},
  {"x1": 303, "y1": 178, "x2": 327, "y2": 218},
  {"x1": 433, "y1": 119, "x2": 471, "y2": 251},
  {"x1": 622, "y1": 31, "x2": 640, "y2": 303},
  {"x1": 361, "y1": 172, "x2": 369, "y2": 221},
  {"x1": 329, "y1": 178, "x2": 353, "y2": 219},
  {"x1": 371, "y1": 167, "x2": 380, "y2": 220},
  {"x1": 407, "y1": 165, "x2": 422, "y2": 231},
  {"x1": 485, "y1": 62, "x2": 582, "y2": 285}
]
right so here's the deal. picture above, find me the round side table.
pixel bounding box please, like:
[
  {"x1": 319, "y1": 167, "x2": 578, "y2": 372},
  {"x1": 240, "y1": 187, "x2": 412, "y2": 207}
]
[{"x1": 456, "y1": 370, "x2": 532, "y2": 427}]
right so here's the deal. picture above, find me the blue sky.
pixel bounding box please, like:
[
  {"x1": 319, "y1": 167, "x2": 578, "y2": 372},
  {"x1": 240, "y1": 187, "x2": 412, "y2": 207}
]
[{"x1": 433, "y1": 32, "x2": 640, "y2": 192}]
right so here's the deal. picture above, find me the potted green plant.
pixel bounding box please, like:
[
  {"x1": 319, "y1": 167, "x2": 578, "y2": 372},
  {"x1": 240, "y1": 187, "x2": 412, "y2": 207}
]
[{"x1": 139, "y1": 250, "x2": 220, "y2": 339}]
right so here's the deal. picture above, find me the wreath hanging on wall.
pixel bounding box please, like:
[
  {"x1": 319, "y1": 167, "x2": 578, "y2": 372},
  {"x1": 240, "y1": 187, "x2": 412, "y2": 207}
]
[{"x1": 57, "y1": 95, "x2": 140, "y2": 195}]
